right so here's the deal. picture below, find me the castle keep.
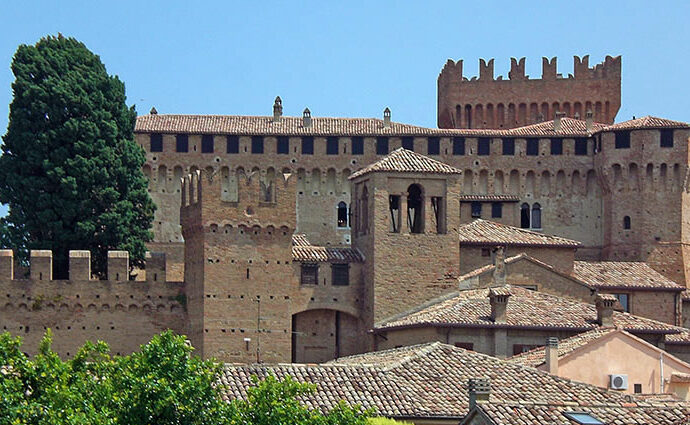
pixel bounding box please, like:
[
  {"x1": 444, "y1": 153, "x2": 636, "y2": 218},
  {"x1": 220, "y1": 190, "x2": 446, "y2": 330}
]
[{"x1": 2, "y1": 55, "x2": 690, "y2": 365}]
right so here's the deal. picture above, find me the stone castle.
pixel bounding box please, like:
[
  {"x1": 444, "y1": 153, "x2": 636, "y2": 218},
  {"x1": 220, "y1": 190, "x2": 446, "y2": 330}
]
[{"x1": 2, "y1": 55, "x2": 690, "y2": 365}]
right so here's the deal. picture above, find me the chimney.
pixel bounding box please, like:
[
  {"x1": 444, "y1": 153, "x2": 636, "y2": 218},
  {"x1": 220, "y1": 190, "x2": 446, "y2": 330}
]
[
  {"x1": 492, "y1": 246, "x2": 506, "y2": 286},
  {"x1": 302, "y1": 108, "x2": 312, "y2": 128},
  {"x1": 149, "y1": 106, "x2": 158, "y2": 115},
  {"x1": 383, "y1": 107, "x2": 391, "y2": 129},
  {"x1": 545, "y1": 337, "x2": 559, "y2": 375},
  {"x1": 272, "y1": 96, "x2": 283, "y2": 123},
  {"x1": 596, "y1": 294, "x2": 617, "y2": 327},
  {"x1": 468, "y1": 378, "x2": 490, "y2": 410},
  {"x1": 554, "y1": 111, "x2": 566, "y2": 133},
  {"x1": 585, "y1": 110, "x2": 594, "y2": 134},
  {"x1": 489, "y1": 287, "x2": 511, "y2": 323}
]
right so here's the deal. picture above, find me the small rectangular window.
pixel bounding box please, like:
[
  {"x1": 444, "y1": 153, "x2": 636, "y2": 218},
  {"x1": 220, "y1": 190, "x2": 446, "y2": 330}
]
[
  {"x1": 551, "y1": 138, "x2": 563, "y2": 155},
  {"x1": 575, "y1": 138, "x2": 588, "y2": 155},
  {"x1": 226, "y1": 136, "x2": 239, "y2": 154},
  {"x1": 176, "y1": 134, "x2": 189, "y2": 153},
  {"x1": 615, "y1": 131, "x2": 630, "y2": 149},
  {"x1": 352, "y1": 137, "x2": 364, "y2": 155},
  {"x1": 277, "y1": 136, "x2": 289, "y2": 154},
  {"x1": 427, "y1": 137, "x2": 440, "y2": 155},
  {"x1": 453, "y1": 137, "x2": 465, "y2": 155},
  {"x1": 491, "y1": 202, "x2": 502, "y2": 218},
  {"x1": 477, "y1": 138, "x2": 490, "y2": 156},
  {"x1": 502, "y1": 138, "x2": 514, "y2": 155},
  {"x1": 471, "y1": 201, "x2": 482, "y2": 218},
  {"x1": 526, "y1": 138, "x2": 539, "y2": 156},
  {"x1": 376, "y1": 137, "x2": 389, "y2": 155},
  {"x1": 301, "y1": 136, "x2": 314, "y2": 154},
  {"x1": 660, "y1": 129, "x2": 674, "y2": 148},
  {"x1": 454, "y1": 342, "x2": 474, "y2": 351},
  {"x1": 201, "y1": 134, "x2": 214, "y2": 153},
  {"x1": 327, "y1": 137, "x2": 339, "y2": 155},
  {"x1": 634, "y1": 384, "x2": 642, "y2": 394},
  {"x1": 251, "y1": 136, "x2": 264, "y2": 154},
  {"x1": 150, "y1": 133, "x2": 163, "y2": 152},
  {"x1": 300, "y1": 264, "x2": 318, "y2": 285},
  {"x1": 332, "y1": 264, "x2": 349, "y2": 286},
  {"x1": 402, "y1": 137, "x2": 414, "y2": 151}
]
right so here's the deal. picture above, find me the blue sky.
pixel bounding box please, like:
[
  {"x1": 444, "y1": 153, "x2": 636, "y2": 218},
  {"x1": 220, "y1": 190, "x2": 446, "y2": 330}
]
[{"x1": 0, "y1": 1, "x2": 689, "y2": 217}]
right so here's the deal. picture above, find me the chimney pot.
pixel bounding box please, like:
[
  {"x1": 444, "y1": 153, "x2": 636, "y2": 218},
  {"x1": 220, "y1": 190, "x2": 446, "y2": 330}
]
[
  {"x1": 150, "y1": 106, "x2": 158, "y2": 115},
  {"x1": 585, "y1": 110, "x2": 594, "y2": 134},
  {"x1": 303, "y1": 108, "x2": 312, "y2": 128},
  {"x1": 545, "y1": 337, "x2": 559, "y2": 375},
  {"x1": 383, "y1": 107, "x2": 391, "y2": 128},
  {"x1": 489, "y1": 287, "x2": 511, "y2": 323},
  {"x1": 596, "y1": 294, "x2": 617, "y2": 327},
  {"x1": 468, "y1": 378, "x2": 490, "y2": 410},
  {"x1": 554, "y1": 111, "x2": 566, "y2": 133},
  {"x1": 272, "y1": 96, "x2": 283, "y2": 123}
]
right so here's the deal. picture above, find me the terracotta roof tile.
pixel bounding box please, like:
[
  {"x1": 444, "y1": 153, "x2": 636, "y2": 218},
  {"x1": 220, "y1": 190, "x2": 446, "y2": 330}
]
[
  {"x1": 458, "y1": 219, "x2": 581, "y2": 247},
  {"x1": 291, "y1": 234, "x2": 364, "y2": 263},
  {"x1": 604, "y1": 116, "x2": 690, "y2": 130},
  {"x1": 349, "y1": 148, "x2": 463, "y2": 179},
  {"x1": 458, "y1": 194, "x2": 520, "y2": 202},
  {"x1": 573, "y1": 261, "x2": 683, "y2": 291},
  {"x1": 507, "y1": 117, "x2": 607, "y2": 137}
]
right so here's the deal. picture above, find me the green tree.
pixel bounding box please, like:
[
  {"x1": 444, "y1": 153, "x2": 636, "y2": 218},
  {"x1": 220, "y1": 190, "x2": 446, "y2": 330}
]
[{"x1": 0, "y1": 34, "x2": 155, "y2": 278}]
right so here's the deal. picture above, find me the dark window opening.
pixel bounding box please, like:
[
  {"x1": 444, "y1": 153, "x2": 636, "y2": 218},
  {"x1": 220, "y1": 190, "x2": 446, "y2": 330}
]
[
  {"x1": 389, "y1": 195, "x2": 400, "y2": 233},
  {"x1": 481, "y1": 247, "x2": 490, "y2": 257},
  {"x1": 402, "y1": 136, "x2": 414, "y2": 151},
  {"x1": 454, "y1": 342, "x2": 474, "y2": 351},
  {"x1": 277, "y1": 136, "x2": 289, "y2": 154},
  {"x1": 150, "y1": 133, "x2": 163, "y2": 152},
  {"x1": 251, "y1": 136, "x2": 264, "y2": 154},
  {"x1": 526, "y1": 138, "x2": 539, "y2": 156},
  {"x1": 327, "y1": 137, "x2": 339, "y2": 155},
  {"x1": 227, "y1": 136, "x2": 239, "y2": 154},
  {"x1": 634, "y1": 384, "x2": 642, "y2": 394},
  {"x1": 337, "y1": 202, "x2": 348, "y2": 228},
  {"x1": 302, "y1": 136, "x2": 314, "y2": 154},
  {"x1": 427, "y1": 137, "x2": 440, "y2": 155},
  {"x1": 614, "y1": 293, "x2": 629, "y2": 312},
  {"x1": 407, "y1": 184, "x2": 423, "y2": 233},
  {"x1": 201, "y1": 134, "x2": 214, "y2": 153},
  {"x1": 520, "y1": 203, "x2": 530, "y2": 229},
  {"x1": 531, "y1": 203, "x2": 542, "y2": 229},
  {"x1": 471, "y1": 201, "x2": 482, "y2": 218},
  {"x1": 597, "y1": 135, "x2": 602, "y2": 152},
  {"x1": 332, "y1": 264, "x2": 349, "y2": 286},
  {"x1": 575, "y1": 138, "x2": 588, "y2": 155},
  {"x1": 615, "y1": 131, "x2": 631, "y2": 149},
  {"x1": 513, "y1": 344, "x2": 540, "y2": 355},
  {"x1": 360, "y1": 186, "x2": 369, "y2": 234},
  {"x1": 623, "y1": 215, "x2": 631, "y2": 230},
  {"x1": 550, "y1": 138, "x2": 563, "y2": 155},
  {"x1": 660, "y1": 129, "x2": 674, "y2": 148},
  {"x1": 502, "y1": 138, "x2": 514, "y2": 155},
  {"x1": 300, "y1": 264, "x2": 318, "y2": 285},
  {"x1": 453, "y1": 137, "x2": 465, "y2": 155},
  {"x1": 431, "y1": 196, "x2": 445, "y2": 233},
  {"x1": 376, "y1": 137, "x2": 389, "y2": 155},
  {"x1": 491, "y1": 202, "x2": 502, "y2": 218},
  {"x1": 478, "y1": 138, "x2": 490, "y2": 156},
  {"x1": 352, "y1": 137, "x2": 364, "y2": 155},
  {"x1": 465, "y1": 105, "x2": 472, "y2": 129},
  {"x1": 176, "y1": 134, "x2": 189, "y2": 153}
]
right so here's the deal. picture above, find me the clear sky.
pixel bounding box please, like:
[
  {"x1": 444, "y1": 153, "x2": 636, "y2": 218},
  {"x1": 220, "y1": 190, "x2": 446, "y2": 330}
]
[{"x1": 0, "y1": 1, "x2": 689, "y2": 217}]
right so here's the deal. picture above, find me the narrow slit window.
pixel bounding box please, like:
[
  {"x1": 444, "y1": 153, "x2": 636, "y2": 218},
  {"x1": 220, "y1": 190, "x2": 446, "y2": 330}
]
[
  {"x1": 520, "y1": 203, "x2": 530, "y2": 228},
  {"x1": 407, "y1": 184, "x2": 423, "y2": 233},
  {"x1": 531, "y1": 203, "x2": 542, "y2": 229},
  {"x1": 431, "y1": 196, "x2": 445, "y2": 233},
  {"x1": 389, "y1": 195, "x2": 401, "y2": 233},
  {"x1": 623, "y1": 215, "x2": 631, "y2": 230},
  {"x1": 337, "y1": 202, "x2": 348, "y2": 228}
]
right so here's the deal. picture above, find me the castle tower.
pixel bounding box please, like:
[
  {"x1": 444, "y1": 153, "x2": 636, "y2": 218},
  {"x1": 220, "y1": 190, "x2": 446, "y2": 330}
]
[
  {"x1": 438, "y1": 55, "x2": 622, "y2": 129},
  {"x1": 349, "y1": 148, "x2": 463, "y2": 328}
]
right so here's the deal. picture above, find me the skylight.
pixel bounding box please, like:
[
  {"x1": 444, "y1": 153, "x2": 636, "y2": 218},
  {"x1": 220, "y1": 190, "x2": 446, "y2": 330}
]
[{"x1": 563, "y1": 412, "x2": 605, "y2": 425}]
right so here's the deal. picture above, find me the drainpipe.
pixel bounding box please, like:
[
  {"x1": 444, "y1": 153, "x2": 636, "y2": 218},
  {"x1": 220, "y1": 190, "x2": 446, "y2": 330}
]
[{"x1": 660, "y1": 352, "x2": 665, "y2": 393}]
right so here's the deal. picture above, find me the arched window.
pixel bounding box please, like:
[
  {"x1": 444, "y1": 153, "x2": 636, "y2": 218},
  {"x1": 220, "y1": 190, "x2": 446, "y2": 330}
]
[
  {"x1": 407, "y1": 184, "x2": 424, "y2": 233},
  {"x1": 531, "y1": 203, "x2": 542, "y2": 229},
  {"x1": 337, "y1": 202, "x2": 348, "y2": 228},
  {"x1": 520, "y1": 203, "x2": 530, "y2": 229},
  {"x1": 361, "y1": 187, "x2": 369, "y2": 233},
  {"x1": 623, "y1": 215, "x2": 631, "y2": 230}
]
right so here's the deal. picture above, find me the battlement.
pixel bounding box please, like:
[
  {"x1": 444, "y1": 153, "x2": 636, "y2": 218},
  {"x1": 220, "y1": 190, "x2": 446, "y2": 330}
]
[
  {"x1": 0, "y1": 249, "x2": 173, "y2": 283},
  {"x1": 180, "y1": 168, "x2": 297, "y2": 231}
]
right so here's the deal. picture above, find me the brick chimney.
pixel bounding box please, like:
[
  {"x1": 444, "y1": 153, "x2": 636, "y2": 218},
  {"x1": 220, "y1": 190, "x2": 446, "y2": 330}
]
[
  {"x1": 302, "y1": 108, "x2": 312, "y2": 128},
  {"x1": 585, "y1": 110, "x2": 594, "y2": 134},
  {"x1": 383, "y1": 107, "x2": 391, "y2": 129},
  {"x1": 468, "y1": 378, "x2": 490, "y2": 410},
  {"x1": 545, "y1": 337, "x2": 559, "y2": 375},
  {"x1": 272, "y1": 96, "x2": 283, "y2": 123},
  {"x1": 492, "y1": 246, "x2": 506, "y2": 286},
  {"x1": 554, "y1": 111, "x2": 566, "y2": 133},
  {"x1": 489, "y1": 287, "x2": 511, "y2": 323},
  {"x1": 596, "y1": 294, "x2": 617, "y2": 327}
]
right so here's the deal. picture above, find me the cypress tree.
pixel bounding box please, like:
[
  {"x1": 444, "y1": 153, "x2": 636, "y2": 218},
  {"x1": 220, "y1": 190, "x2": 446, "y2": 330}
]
[{"x1": 0, "y1": 35, "x2": 155, "y2": 278}]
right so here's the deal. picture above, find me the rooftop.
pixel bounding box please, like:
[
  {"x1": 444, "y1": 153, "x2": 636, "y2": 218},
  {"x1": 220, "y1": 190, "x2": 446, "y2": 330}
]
[
  {"x1": 458, "y1": 219, "x2": 581, "y2": 248},
  {"x1": 349, "y1": 147, "x2": 463, "y2": 179},
  {"x1": 573, "y1": 261, "x2": 684, "y2": 291},
  {"x1": 291, "y1": 234, "x2": 364, "y2": 263},
  {"x1": 604, "y1": 116, "x2": 690, "y2": 130}
]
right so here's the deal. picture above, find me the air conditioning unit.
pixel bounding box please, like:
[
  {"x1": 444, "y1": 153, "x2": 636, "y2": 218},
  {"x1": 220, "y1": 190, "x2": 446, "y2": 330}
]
[{"x1": 610, "y1": 374, "x2": 628, "y2": 390}]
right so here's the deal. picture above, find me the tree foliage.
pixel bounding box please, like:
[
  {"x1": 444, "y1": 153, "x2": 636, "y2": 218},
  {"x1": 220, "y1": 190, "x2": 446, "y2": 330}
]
[
  {"x1": 0, "y1": 34, "x2": 155, "y2": 277},
  {"x1": 0, "y1": 330, "x2": 372, "y2": 425}
]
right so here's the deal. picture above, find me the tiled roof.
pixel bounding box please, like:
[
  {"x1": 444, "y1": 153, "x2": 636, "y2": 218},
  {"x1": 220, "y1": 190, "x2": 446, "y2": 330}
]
[
  {"x1": 458, "y1": 219, "x2": 581, "y2": 247},
  {"x1": 375, "y1": 285, "x2": 685, "y2": 335},
  {"x1": 507, "y1": 328, "x2": 618, "y2": 368},
  {"x1": 349, "y1": 148, "x2": 463, "y2": 179},
  {"x1": 291, "y1": 234, "x2": 364, "y2": 263},
  {"x1": 573, "y1": 261, "x2": 684, "y2": 291},
  {"x1": 604, "y1": 116, "x2": 690, "y2": 130},
  {"x1": 457, "y1": 194, "x2": 520, "y2": 202},
  {"x1": 507, "y1": 117, "x2": 607, "y2": 137},
  {"x1": 219, "y1": 342, "x2": 688, "y2": 421}
]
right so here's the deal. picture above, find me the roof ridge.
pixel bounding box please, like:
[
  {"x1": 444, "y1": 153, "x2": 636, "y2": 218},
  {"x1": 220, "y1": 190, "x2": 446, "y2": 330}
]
[{"x1": 349, "y1": 148, "x2": 463, "y2": 179}]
